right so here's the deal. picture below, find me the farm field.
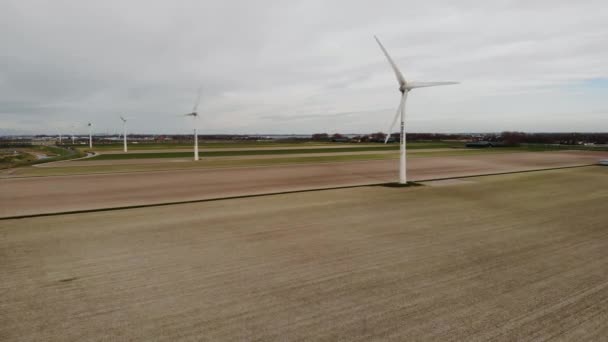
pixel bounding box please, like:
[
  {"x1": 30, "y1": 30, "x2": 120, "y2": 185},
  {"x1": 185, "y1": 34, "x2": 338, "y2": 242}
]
[
  {"x1": 0, "y1": 141, "x2": 464, "y2": 175},
  {"x1": 1, "y1": 150, "x2": 606, "y2": 218},
  {"x1": 1, "y1": 167, "x2": 607, "y2": 341},
  {"x1": 35, "y1": 148, "x2": 490, "y2": 167},
  {"x1": 3, "y1": 145, "x2": 596, "y2": 178},
  {"x1": 80, "y1": 141, "x2": 463, "y2": 152},
  {"x1": 17, "y1": 148, "x2": 511, "y2": 176},
  {"x1": 5, "y1": 1, "x2": 608, "y2": 340},
  {"x1": 84, "y1": 145, "x2": 403, "y2": 160}
]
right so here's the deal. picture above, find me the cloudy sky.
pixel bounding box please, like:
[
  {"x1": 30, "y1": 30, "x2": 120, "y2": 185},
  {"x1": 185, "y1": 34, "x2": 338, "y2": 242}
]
[{"x1": 1, "y1": 0, "x2": 607, "y2": 135}]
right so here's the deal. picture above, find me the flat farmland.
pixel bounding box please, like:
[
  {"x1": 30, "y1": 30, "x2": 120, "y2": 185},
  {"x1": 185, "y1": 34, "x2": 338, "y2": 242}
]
[
  {"x1": 83, "y1": 141, "x2": 461, "y2": 152},
  {"x1": 84, "y1": 145, "x2": 401, "y2": 160},
  {"x1": 95, "y1": 143, "x2": 392, "y2": 154},
  {"x1": 19, "y1": 148, "x2": 479, "y2": 174},
  {"x1": 1, "y1": 167, "x2": 607, "y2": 341},
  {"x1": 1, "y1": 151, "x2": 606, "y2": 218}
]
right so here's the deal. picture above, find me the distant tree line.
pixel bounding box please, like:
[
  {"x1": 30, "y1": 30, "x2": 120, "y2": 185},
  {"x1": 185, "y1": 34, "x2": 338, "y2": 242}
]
[
  {"x1": 480, "y1": 132, "x2": 608, "y2": 146},
  {"x1": 312, "y1": 132, "x2": 608, "y2": 145},
  {"x1": 4, "y1": 132, "x2": 608, "y2": 146},
  {"x1": 314, "y1": 132, "x2": 485, "y2": 143}
]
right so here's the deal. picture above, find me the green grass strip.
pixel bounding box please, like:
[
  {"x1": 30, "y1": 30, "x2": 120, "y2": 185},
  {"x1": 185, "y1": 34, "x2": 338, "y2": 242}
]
[{"x1": 86, "y1": 146, "x2": 406, "y2": 160}]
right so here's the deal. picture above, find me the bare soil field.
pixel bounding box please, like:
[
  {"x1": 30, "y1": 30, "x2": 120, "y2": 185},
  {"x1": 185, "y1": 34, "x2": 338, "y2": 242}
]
[
  {"x1": 1, "y1": 151, "x2": 606, "y2": 218},
  {"x1": 1, "y1": 167, "x2": 607, "y2": 341}
]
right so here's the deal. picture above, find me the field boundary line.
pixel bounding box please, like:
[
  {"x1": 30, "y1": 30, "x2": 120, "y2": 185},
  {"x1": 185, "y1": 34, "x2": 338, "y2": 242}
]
[{"x1": 415, "y1": 164, "x2": 597, "y2": 182}]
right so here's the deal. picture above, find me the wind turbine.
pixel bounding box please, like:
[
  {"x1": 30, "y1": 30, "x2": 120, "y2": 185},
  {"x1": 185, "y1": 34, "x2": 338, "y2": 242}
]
[
  {"x1": 120, "y1": 116, "x2": 128, "y2": 152},
  {"x1": 87, "y1": 122, "x2": 93, "y2": 149},
  {"x1": 55, "y1": 128, "x2": 62, "y2": 145},
  {"x1": 374, "y1": 36, "x2": 458, "y2": 184},
  {"x1": 182, "y1": 88, "x2": 202, "y2": 161}
]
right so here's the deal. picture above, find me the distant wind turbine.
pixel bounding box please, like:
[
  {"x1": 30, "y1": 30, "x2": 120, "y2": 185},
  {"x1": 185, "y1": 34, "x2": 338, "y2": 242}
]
[
  {"x1": 120, "y1": 116, "x2": 128, "y2": 152},
  {"x1": 182, "y1": 88, "x2": 202, "y2": 161},
  {"x1": 374, "y1": 36, "x2": 458, "y2": 184},
  {"x1": 87, "y1": 122, "x2": 93, "y2": 149}
]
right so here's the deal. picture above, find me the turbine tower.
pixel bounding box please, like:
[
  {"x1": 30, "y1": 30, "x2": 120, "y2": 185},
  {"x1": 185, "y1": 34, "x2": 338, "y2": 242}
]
[
  {"x1": 375, "y1": 36, "x2": 458, "y2": 184},
  {"x1": 87, "y1": 122, "x2": 93, "y2": 149},
  {"x1": 120, "y1": 116, "x2": 128, "y2": 152},
  {"x1": 183, "y1": 88, "x2": 202, "y2": 161}
]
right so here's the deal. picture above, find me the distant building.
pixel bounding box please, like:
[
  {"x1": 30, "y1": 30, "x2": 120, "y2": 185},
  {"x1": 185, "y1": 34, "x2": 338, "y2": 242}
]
[
  {"x1": 465, "y1": 141, "x2": 507, "y2": 148},
  {"x1": 466, "y1": 141, "x2": 492, "y2": 148}
]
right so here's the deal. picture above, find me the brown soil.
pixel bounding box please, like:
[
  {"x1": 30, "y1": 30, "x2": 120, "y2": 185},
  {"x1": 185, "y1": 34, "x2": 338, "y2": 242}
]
[
  {"x1": 1, "y1": 151, "x2": 606, "y2": 218},
  {"x1": 1, "y1": 167, "x2": 607, "y2": 341}
]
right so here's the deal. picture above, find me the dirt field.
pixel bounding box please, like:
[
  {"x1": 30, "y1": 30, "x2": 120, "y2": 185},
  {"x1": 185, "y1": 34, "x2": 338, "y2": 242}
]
[
  {"x1": 1, "y1": 167, "x2": 607, "y2": 341},
  {"x1": 1, "y1": 151, "x2": 606, "y2": 218}
]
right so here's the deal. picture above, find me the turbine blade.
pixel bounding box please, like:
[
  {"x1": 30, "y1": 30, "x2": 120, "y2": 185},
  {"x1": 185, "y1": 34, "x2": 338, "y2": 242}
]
[
  {"x1": 384, "y1": 93, "x2": 407, "y2": 143},
  {"x1": 408, "y1": 81, "x2": 459, "y2": 89},
  {"x1": 374, "y1": 36, "x2": 406, "y2": 86},
  {"x1": 192, "y1": 87, "x2": 202, "y2": 113}
]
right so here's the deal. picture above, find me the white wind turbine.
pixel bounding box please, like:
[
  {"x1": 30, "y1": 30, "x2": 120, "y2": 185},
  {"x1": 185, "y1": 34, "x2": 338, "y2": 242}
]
[
  {"x1": 182, "y1": 88, "x2": 202, "y2": 161},
  {"x1": 375, "y1": 36, "x2": 458, "y2": 184},
  {"x1": 55, "y1": 128, "x2": 62, "y2": 145},
  {"x1": 87, "y1": 122, "x2": 93, "y2": 149},
  {"x1": 120, "y1": 116, "x2": 128, "y2": 152}
]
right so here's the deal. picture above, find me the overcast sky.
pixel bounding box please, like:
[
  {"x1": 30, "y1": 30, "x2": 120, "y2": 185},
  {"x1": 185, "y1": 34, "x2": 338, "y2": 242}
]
[{"x1": 1, "y1": 0, "x2": 607, "y2": 135}]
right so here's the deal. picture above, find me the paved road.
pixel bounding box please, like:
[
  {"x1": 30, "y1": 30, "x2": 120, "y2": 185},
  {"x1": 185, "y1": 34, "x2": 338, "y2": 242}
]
[{"x1": 1, "y1": 151, "x2": 606, "y2": 218}]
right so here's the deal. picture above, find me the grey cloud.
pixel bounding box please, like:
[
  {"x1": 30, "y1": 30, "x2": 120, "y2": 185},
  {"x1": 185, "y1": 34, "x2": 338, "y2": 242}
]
[
  {"x1": 1, "y1": 0, "x2": 607, "y2": 134},
  {"x1": 260, "y1": 107, "x2": 394, "y2": 121}
]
